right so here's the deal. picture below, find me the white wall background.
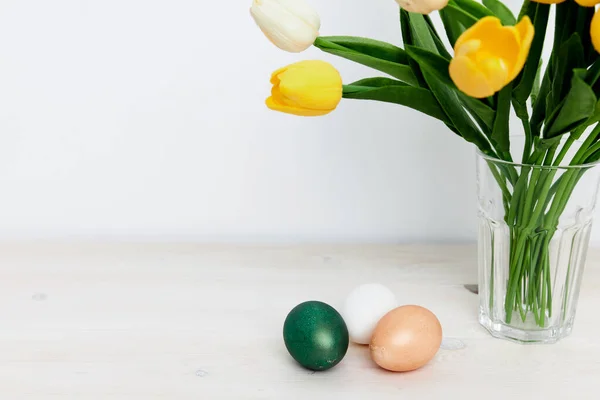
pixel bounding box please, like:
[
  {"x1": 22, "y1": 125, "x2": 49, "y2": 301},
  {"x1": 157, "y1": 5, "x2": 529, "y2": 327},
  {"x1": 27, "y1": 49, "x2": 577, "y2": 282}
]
[{"x1": 0, "y1": 0, "x2": 590, "y2": 243}]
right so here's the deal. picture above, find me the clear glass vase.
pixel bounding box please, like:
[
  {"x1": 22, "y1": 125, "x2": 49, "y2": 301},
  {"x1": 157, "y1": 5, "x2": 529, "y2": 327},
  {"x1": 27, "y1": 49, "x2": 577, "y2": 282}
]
[{"x1": 477, "y1": 137, "x2": 600, "y2": 344}]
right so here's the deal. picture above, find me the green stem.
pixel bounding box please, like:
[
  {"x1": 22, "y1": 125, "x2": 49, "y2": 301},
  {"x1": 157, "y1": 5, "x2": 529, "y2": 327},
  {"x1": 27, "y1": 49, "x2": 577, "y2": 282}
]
[
  {"x1": 540, "y1": 246, "x2": 548, "y2": 327},
  {"x1": 522, "y1": 144, "x2": 557, "y2": 224},
  {"x1": 504, "y1": 142, "x2": 557, "y2": 324},
  {"x1": 486, "y1": 161, "x2": 512, "y2": 202},
  {"x1": 520, "y1": 115, "x2": 534, "y2": 163},
  {"x1": 511, "y1": 128, "x2": 600, "y2": 326},
  {"x1": 544, "y1": 126, "x2": 600, "y2": 230},
  {"x1": 553, "y1": 135, "x2": 576, "y2": 166},
  {"x1": 545, "y1": 238, "x2": 553, "y2": 318},
  {"x1": 583, "y1": 141, "x2": 600, "y2": 160},
  {"x1": 505, "y1": 233, "x2": 529, "y2": 322}
]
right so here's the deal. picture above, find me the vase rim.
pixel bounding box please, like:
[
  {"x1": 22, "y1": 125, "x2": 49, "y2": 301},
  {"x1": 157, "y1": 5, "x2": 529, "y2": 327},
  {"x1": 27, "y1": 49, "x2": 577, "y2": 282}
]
[{"x1": 476, "y1": 149, "x2": 600, "y2": 170}]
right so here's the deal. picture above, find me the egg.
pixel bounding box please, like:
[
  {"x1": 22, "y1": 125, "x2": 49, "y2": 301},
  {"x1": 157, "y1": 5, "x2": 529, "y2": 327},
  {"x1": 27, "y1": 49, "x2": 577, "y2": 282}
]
[
  {"x1": 370, "y1": 305, "x2": 442, "y2": 372},
  {"x1": 283, "y1": 301, "x2": 349, "y2": 371},
  {"x1": 342, "y1": 283, "x2": 397, "y2": 344}
]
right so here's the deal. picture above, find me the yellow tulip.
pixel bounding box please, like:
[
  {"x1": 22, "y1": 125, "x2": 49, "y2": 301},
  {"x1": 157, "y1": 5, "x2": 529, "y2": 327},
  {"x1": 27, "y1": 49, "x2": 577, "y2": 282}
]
[
  {"x1": 531, "y1": 0, "x2": 565, "y2": 4},
  {"x1": 449, "y1": 16, "x2": 534, "y2": 99},
  {"x1": 266, "y1": 60, "x2": 343, "y2": 116},
  {"x1": 592, "y1": 9, "x2": 600, "y2": 53},
  {"x1": 575, "y1": 0, "x2": 600, "y2": 6}
]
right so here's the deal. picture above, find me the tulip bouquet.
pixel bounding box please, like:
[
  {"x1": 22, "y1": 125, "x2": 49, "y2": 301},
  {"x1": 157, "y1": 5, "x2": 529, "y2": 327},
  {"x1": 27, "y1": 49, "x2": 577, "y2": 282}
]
[{"x1": 251, "y1": 0, "x2": 600, "y2": 339}]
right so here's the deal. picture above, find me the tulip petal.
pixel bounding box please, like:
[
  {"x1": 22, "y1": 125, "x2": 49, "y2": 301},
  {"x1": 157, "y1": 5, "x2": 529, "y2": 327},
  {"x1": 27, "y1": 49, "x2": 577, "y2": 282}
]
[
  {"x1": 272, "y1": 85, "x2": 325, "y2": 111},
  {"x1": 277, "y1": 60, "x2": 343, "y2": 111},
  {"x1": 456, "y1": 39, "x2": 481, "y2": 57},
  {"x1": 271, "y1": 86, "x2": 294, "y2": 106},
  {"x1": 395, "y1": 0, "x2": 449, "y2": 14},
  {"x1": 450, "y1": 56, "x2": 496, "y2": 98},
  {"x1": 592, "y1": 9, "x2": 600, "y2": 54},
  {"x1": 454, "y1": 17, "x2": 497, "y2": 51},
  {"x1": 266, "y1": 96, "x2": 333, "y2": 116},
  {"x1": 531, "y1": 0, "x2": 566, "y2": 3},
  {"x1": 274, "y1": 0, "x2": 320, "y2": 31},
  {"x1": 455, "y1": 17, "x2": 521, "y2": 73},
  {"x1": 575, "y1": 0, "x2": 600, "y2": 6},
  {"x1": 250, "y1": 0, "x2": 319, "y2": 53},
  {"x1": 270, "y1": 66, "x2": 288, "y2": 85},
  {"x1": 266, "y1": 60, "x2": 342, "y2": 117},
  {"x1": 477, "y1": 56, "x2": 510, "y2": 93}
]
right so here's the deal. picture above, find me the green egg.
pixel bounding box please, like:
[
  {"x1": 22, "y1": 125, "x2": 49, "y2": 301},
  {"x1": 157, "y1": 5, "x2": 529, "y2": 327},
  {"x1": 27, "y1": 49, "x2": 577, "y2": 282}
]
[{"x1": 283, "y1": 301, "x2": 349, "y2": 371}]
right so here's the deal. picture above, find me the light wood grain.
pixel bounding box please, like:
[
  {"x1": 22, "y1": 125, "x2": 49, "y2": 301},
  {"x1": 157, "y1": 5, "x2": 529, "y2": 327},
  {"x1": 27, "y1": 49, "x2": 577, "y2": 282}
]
[{"x1": 0, "y1": 243, "x2": 598, "y2": 399}]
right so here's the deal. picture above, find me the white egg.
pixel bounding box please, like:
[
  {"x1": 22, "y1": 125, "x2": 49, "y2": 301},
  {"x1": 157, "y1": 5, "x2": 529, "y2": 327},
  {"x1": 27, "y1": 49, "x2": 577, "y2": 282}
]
[{"x1": 341, "y1": 283, "x2": 398, "y2": 344}]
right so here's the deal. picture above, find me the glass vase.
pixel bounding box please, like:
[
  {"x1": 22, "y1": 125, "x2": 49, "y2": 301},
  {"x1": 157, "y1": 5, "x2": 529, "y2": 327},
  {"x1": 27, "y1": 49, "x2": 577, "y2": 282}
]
[{"x1": 477, "y1": 138, "x2": 600, "y2": 344}]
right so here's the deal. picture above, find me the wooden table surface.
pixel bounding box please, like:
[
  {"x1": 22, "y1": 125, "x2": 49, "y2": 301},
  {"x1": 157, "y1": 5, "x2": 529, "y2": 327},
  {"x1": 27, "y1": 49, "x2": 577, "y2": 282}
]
[{"x1": 0, "y1": 242, "x2": 598, "y2": 399}]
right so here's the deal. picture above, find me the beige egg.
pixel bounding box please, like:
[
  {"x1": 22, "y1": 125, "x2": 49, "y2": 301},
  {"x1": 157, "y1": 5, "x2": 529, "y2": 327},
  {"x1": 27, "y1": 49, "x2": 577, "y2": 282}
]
[{"x1": 370, "y1": 305, "x2": 442, "y2": 372}]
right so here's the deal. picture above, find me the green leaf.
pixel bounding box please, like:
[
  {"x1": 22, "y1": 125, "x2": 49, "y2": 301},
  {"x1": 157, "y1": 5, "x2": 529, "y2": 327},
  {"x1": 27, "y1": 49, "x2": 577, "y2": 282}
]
[
  {"x1": 405, "y1": 46, "x2": 495, "y2": 132},
  {"x1": 461, "y1": 96, "x2": 495, "y2": 132},
  {"x1": 426, "y1": 71, "x2": 495, "y2": 154},
  {"x1": 586, "y1": 58, "x2": 600, "y2": 86},
  {"x1": 424, "y1": 15, "x2": 452, "y2": 60},
  {"x1": 318, "y1": 48, "x2": 418, "y2": 85},
  {"x1": 545, "y1": 89, "x2": 555, "y2": 124},
  {"x1": 342, "y1": 84, "x2": 450, "y2": 123},
  {"x1": 408, "y1": 12, "x2": 437, "y2": 52},
  {"x1": 588, "y1": 42, "x2": 599, "y2": 67},
  {"x1": 512, "y1": 3, "x2": 550, "y2": 105},
  {"x1": 544, "y1": 69, "x2": 597, "y2": 139},
  {"x1": 439, "y1": 8, "x2": 463, "y2": 48},
  {"x1": 314, "y1": 38, "x2": 418, "y2": 86},
  {"x1": 588, "y1": 100, "x2": 600, "y2": 125},
  {"x1": 491, "y1": 85, "x2": 512, "y2": 152},
  {"x1": 553, "y1": 2, "x2": 579, "y2": 65},
  {"x1": 585, "y1": 147, "x2": 600, "y2": 164},
  {"x1": 531, "y1": 71, "x2": 551, "y2": 137},
  {"x1": 452, "y1": 0, "x2": 494, "y2": 20},
  {"x1": 483, "y1": 0, "x2": 516, "y2": 25},
  {"x1": 444, "y1": 122, "x2": 463, "y2": 137},
  {"x1": 441, "y1": 3, "x2": 479, "y2": 31},
  {"x1": 530, "y1": 60, "x2": 543, "y2": 106},
  {"x1": 405, "y1": 13, "x2": 494, "y2": 154},
  {"x1": 317, "y1": 36, "x2": 409, "y2": 65},
  {"x1": 400, "y1": 9, "x2": 428, "y2": 88},
  {"x1": 581, "y1": 101, "x2": 600, "y2": 132},
  {"x1": 400, "y1": 9, "x2": 413, "y2": 47},
  {"x1": 405, "y1": 46, "x2": 453, "y2": 85},
  {"x1": 550, "y1": 33, "x2": 585, "y2": 111},
  {"x1": 347, "y1": 77, "x2": 407, "y2": 88},
  {"x1": 517, "y1": 0, "x2": 531, "y2": 20}
]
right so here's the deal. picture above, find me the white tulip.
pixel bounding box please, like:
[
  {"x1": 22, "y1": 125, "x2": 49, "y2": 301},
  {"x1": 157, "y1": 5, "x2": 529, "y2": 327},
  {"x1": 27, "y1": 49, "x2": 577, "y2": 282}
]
[
  {"x1": 250, "y1": 0, "x2": 320, "y2": 53},
  {"x1": 395, "y1": 0, "x2": 449, "y2": 14}
]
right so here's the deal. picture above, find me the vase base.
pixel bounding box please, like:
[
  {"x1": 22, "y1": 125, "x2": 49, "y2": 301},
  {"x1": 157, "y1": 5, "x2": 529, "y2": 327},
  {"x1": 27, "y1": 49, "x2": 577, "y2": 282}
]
[{"x1": 478, "y1": 308, "x2": 574, "y2": 344}]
